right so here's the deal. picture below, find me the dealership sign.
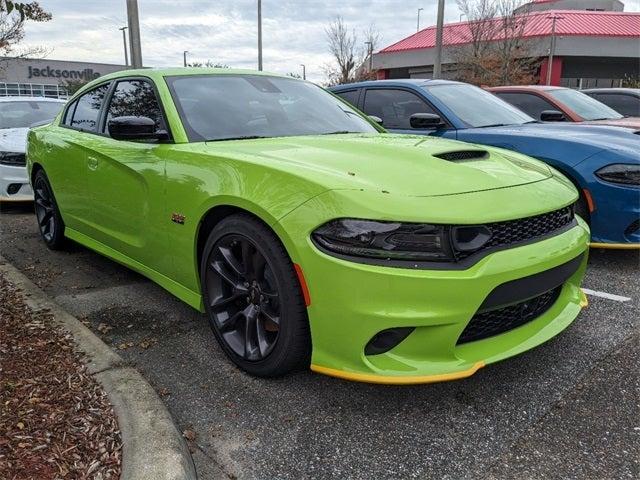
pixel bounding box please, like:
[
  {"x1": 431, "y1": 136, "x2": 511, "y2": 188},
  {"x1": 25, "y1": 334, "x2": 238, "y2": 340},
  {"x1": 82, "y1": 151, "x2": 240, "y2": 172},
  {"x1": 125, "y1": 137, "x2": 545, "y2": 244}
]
[{"x1": 28, "y1": 66, "x2": 101, "y2": 80}]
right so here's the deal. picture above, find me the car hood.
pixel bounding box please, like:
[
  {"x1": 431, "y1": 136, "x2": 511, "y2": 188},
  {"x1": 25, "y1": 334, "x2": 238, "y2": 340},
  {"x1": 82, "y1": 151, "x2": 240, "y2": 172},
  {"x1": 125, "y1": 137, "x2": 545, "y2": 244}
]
[
  {"x1": 459, "y1": 122, "x2": 640, "y2": 165},
  {"x1": 201, "y1": 133, "x2": 553, "y2": 197},
  {"x1": 0, "y1": 127, "x2": 29, "y2": 153},
  {"x1": 581, "y1": 117, "x2": 640, "y2": 131}
]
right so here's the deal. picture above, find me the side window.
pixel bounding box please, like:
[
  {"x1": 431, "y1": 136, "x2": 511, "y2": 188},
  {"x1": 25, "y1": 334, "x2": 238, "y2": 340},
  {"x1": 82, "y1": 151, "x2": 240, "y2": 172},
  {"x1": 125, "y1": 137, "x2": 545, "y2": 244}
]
[
  {"x1": 62, "y1": 100, "x2": 77, "y2": 126},
  {"x1": 495, "y1": 92, "x2": 557, "y2": 120},
  {"x1": 336, "y1": 89, "x2": 359, "y2": 108},
  {"x1": 363, "y1": 89, "x2": 437, "y2": 129},
  {"x1": 104, "y1": 80, "x2": 166, "y2": 134},
  {"x1": 69, "y1": 83, "x2": 110, "y2": 132},
  {"x1": 591, "y1": 93, "x2": 639, "y2": 117}
]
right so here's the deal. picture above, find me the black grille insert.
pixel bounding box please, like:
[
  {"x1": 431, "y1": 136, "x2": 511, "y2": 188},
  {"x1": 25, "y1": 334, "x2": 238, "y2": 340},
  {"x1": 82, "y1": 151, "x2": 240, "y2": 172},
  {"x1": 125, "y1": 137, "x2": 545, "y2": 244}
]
[
  {"x1": 457, "y1": 286, "x2": 562, "y2": 345},
  {"x1": 435, "y1": 150, "x2": 489, "y2": 162},
  {"x1": 454, "y1": 205, "x2": 575, "y2": 261}
]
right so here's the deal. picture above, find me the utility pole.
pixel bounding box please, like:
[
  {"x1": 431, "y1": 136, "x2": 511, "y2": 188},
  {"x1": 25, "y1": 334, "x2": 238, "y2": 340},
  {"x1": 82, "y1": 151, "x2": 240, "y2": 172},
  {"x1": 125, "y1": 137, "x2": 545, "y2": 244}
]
[
  {"x1": 417, "y1": 7, "x2": 424, "y2": 32},
  {"x1": 364, "y1": 41, "x2": 373, "y2": 72},
  {"x1": 300, "y1": 64, "x2": 306, "y2": 80},
  {"x1": 546, "y1": 15, "x2": 563, "y2": 85},
  {"x1": 257, "y1": 0, "x2": 263, "y2": 71},
  {"x1": 118, "y1": 26, "x2": 129, "y2": 66},
  {"x1": 126, "y1": 0, "x2": 143, "y2": 68},
  {"x1": 183, "y1": 50, "x2": 188, "y2": 67},
  {"x1": 433, "y1": 0, "x2": 445, "y2": 79}
]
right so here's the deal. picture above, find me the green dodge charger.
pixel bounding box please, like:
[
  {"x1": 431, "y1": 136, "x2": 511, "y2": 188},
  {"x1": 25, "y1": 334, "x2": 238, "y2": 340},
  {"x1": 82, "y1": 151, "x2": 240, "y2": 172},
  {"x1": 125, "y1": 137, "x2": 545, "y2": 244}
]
[{"x1": 27, "y1": 68, "x2": 590, "y2": 384}]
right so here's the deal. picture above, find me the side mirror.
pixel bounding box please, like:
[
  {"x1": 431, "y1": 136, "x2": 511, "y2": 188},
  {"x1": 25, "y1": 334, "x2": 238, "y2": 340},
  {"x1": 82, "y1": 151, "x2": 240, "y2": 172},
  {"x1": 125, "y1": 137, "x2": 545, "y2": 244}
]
[
  {"x1": 540, "y1": 110, "x2": 566, "y2": 122},
  {"x1": 410, "y1": 113, "x2": 444, "y2": 129},
  {"x1": 108, "y1": 116, "x2": 168, "y2": 141},
  {"x1": 368, "y1": 115, "x2": 383, "y2": 126}
]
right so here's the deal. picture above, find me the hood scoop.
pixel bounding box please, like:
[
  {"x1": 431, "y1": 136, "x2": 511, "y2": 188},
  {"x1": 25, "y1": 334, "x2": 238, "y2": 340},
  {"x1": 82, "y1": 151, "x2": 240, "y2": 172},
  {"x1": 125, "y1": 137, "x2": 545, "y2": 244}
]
[{"x1": 434, "y1": 150, "x2": 489, "y2": 162}]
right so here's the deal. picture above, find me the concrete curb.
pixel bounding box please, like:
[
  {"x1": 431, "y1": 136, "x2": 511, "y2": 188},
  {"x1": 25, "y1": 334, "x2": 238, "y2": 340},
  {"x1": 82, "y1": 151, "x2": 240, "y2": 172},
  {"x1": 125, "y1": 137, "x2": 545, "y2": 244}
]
[{"x1": 0, "y1": 255, "x2": 197, "y2": 480}]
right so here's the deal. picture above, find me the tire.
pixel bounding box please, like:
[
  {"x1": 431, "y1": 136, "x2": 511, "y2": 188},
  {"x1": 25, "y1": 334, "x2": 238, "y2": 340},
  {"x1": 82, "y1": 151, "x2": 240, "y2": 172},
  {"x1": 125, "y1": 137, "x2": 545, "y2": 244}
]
[
  {"x1": 33, "y1": 169, "x2": 66, "y2": 250},
  {"x1": 200, "y1": 214, "x2": 311, "y2": 377}
]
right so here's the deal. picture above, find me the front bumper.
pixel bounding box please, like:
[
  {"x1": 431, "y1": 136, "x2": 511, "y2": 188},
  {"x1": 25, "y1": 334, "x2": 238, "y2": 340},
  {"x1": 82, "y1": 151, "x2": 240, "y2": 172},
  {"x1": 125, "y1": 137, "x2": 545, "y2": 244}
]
[
  {"x1": 0, "y1": 163, "x2": 33, "y2": 201},
  {"x1": 279, "y1": 191, "x2": 590, "y2": 384}
]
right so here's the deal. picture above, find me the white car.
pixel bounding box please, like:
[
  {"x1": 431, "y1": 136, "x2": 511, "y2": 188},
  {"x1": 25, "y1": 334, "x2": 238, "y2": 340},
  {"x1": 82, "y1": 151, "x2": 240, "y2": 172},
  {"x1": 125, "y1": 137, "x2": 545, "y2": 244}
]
[{"x1": 1, "y1": 97, "x2": 65, "y2": 201}]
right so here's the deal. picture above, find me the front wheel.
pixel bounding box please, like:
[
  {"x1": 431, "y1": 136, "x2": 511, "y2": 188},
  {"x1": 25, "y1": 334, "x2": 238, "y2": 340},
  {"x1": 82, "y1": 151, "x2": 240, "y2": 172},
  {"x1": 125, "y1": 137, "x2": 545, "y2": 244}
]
[
  {"x1": 200, "y1": 214, "x2": 311, "y2": 377},
  {"x1": 33, "y1": 169, "x2": 66, "y2": 250}
]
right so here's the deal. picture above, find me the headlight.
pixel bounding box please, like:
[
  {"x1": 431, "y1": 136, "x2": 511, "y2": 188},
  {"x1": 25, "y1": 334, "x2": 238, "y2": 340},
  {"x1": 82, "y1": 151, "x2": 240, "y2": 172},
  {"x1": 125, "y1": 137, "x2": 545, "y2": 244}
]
[
  {"x1": 0, "y1": 151, "x2": 26, "y2": 166},
  {"x1": 312, "y1": 219, "x2": 454, "y2": 262},
  {"x1": 595, "y1": 164, "x2": 640, "y2": 186}
]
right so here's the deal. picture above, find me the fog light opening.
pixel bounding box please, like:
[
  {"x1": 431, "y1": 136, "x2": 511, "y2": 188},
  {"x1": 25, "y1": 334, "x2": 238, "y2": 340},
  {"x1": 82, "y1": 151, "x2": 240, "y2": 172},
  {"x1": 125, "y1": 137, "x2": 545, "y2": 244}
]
[
  {"x1": 7, "y1": 183, "x2": 22, "y2": 195},
  {"x1": 364, "y1": 327, "x2": 415, "y2": 355}
]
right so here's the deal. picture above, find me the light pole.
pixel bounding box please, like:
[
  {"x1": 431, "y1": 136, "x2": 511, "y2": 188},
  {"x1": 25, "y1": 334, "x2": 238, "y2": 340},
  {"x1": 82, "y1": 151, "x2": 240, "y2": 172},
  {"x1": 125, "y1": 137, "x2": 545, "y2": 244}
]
[
  {"x1": 546, "y1": 15, "x2": 563, "y2": 85},
  {"x1": 417, "y1": 7, "x2": 424, "y2": 32},
  {"x1": 118, "y1": 26, "x2": 129, "y2": 66},
  {"x1": 183, "y1": 50, "x2": 188, "y2": 67},
  {"x1": 433, "y1": 0, "x2": 445, "y2": 79},
  {"x1": 364, "y1": 41, "x2": 373, "y2": 72},
  {"x1": 300, "y1": 64, "x2": 306, "y2": 80},
  {"x1": 126, "y1": 0, "x2": 143, "y2": 68},
  {"x1": 257, "y1": 0, "x2": 263, "y2": 71}
]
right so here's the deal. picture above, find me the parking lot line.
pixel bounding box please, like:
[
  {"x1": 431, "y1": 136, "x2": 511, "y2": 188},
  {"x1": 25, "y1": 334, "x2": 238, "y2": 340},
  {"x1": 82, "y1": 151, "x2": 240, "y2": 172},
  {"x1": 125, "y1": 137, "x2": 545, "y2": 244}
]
[{"x1": 582, "y1": 288, "x2": 632, "y2": 303}]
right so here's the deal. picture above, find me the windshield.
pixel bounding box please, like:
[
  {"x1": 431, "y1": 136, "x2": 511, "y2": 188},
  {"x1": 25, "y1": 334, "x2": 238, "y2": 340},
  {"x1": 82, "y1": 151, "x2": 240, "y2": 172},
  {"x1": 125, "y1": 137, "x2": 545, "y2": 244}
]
[
  {"x1": 0, "y1": 101, "x2": 64, "y2": 129},
  {"x1": 426, "y1": 83, "x2": 534, "y2": 128},
  {"x1": 548, "y1": 88, "x2": 624, "y2": 121},
  {"x1": 166, "y1": 74, "x2": 378, "y2": 142}
]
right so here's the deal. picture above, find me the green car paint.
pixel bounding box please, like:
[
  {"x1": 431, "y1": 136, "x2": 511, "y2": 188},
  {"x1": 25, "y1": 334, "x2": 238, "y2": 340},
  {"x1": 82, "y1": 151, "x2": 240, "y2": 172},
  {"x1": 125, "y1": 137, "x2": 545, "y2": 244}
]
[{"x1": 27, "y1": 68, "x2": 590, "y2": 383}]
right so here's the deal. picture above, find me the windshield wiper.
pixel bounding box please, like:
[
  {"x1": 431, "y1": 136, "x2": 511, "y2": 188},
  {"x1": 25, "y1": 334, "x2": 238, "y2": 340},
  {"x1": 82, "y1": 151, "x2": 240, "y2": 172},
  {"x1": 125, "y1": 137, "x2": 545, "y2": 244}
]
[
  {"x1": 320, "y1": 130, "x2": 359, "y2": 135},
  {"x1": 206, "y1": 135, "x2": 269, "y2": 142},
  {"x1": 477, "y1": 123, "x2": 512, "y2": 128}
]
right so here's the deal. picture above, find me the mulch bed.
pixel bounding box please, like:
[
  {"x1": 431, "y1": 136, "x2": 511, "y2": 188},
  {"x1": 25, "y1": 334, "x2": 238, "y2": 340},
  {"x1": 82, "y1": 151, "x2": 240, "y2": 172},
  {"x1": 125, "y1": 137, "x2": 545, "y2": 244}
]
[{"x1": 0, "y1": 274, "x2": 122, "y2": 479}]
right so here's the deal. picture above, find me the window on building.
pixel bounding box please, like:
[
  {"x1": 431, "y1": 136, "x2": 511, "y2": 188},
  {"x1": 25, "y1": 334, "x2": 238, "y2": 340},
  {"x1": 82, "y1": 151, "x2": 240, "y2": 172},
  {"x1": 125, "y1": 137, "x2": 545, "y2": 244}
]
[
  {"x1": 493, "y1": 92, "x2": 558, "y2": 120},
  {"x1": 335, "y1": 89, "x2": 360, "y2": 108},
  {"x1": 103, "y1": 80, "x2": 166, "y2": 134},
  {"x1": 587, "y1": 93, "x2": 640, "y2": 118},
  {"x1": 69, "y1": 83, "x2": 110, "y2": 132},
  {"x1": 363, "y1": 88, "x2": 437, "y2": 129}
]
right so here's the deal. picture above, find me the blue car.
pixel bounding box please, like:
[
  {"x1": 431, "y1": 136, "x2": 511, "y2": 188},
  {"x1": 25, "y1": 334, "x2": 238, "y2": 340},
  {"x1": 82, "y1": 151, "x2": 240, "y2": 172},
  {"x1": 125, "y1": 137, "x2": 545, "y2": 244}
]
[{"x1": 330, "y1": 80, "x2": 640, "y2": 248}]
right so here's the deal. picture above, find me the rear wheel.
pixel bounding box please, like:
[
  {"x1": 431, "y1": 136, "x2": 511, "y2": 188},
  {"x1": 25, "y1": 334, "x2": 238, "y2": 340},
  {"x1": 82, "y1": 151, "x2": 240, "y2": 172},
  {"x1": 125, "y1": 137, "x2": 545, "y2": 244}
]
[
  {"x1": 200, "y1": 214, "x2": 311, "y2": 377},
  {"x1": 33, "y1": 170, "x2": 66, "y2": 250}
]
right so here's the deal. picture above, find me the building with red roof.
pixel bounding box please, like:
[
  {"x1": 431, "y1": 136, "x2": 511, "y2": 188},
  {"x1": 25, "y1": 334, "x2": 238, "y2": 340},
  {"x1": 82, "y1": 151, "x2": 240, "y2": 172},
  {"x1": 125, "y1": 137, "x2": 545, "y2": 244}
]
[{"x1": 372, "y1": 0, "x2": 639, "y2": 88}]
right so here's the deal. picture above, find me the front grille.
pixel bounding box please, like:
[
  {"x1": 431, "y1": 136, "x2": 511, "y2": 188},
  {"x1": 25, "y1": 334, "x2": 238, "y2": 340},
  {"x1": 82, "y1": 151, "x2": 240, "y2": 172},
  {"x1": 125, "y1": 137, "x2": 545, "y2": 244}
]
[
  {"x1": 457, "y1": 286, "x2": 562, "y2": 345},
  {"x1": 435, "y1": 150, "x2": 489, "y2": 162},
  {"x1": 455, "y1": 205, "x2": 575, "y2": 261},
  {"x1": 0, "y1": 152, "x2": 26, "y2": 166}
]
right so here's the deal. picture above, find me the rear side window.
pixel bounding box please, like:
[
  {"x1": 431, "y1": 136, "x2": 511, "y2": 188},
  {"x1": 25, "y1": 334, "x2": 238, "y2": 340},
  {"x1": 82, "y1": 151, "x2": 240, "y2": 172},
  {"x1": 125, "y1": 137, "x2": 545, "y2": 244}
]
[
  {"x1": 363, "y1": 89, "x2": 437, "y2": 129},
  {"x1": 103, "y1": 79, "x2": 166, "y2": 134},
  {"x1": 589, "y1": 93, "x2": 640, "y2": 118},
  {"x1": 494, "y1": 92, "x2": 557, "y2": 120},
  {"x1": 68, "y1": 83, "x2": 110, "y2": 132},
  {"x1": 335, "y1": 89, "x2": 359, "y2": 108}
]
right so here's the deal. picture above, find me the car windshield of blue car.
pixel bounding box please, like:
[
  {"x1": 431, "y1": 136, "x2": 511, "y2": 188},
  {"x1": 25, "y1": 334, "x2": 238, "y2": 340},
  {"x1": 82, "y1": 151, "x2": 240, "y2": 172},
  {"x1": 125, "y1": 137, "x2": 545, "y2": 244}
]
[
  {"x1": 0, "y1": 101, "x2": 64, "y2": 129},
  {"x1": 548, "y1": 88, "x2": 624, "y2": 121},
  {"x1": 166, "y1": 74, "x2": 379, "y2": 142},
  {"x1": 426, "y1": 84, "x2": 534, "y2": 128}
]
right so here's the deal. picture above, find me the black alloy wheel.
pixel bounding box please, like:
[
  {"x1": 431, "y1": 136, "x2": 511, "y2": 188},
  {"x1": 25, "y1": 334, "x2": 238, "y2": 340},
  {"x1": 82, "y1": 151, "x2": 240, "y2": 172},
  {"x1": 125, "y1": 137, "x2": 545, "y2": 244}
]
[
  {"x1": 33, "y1": 170, "x2": 66, "y2": 249},
  {"x1": 201, "y1": 214, "x2": 311, "y2": 377}
]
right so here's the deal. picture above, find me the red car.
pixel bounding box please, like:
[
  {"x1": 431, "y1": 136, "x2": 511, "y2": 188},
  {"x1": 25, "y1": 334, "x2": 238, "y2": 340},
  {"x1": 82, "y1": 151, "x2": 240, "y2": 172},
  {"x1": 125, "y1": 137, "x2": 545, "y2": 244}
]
[{"x1": 489, "y1": 86, "x2": 640, "y2": 130}]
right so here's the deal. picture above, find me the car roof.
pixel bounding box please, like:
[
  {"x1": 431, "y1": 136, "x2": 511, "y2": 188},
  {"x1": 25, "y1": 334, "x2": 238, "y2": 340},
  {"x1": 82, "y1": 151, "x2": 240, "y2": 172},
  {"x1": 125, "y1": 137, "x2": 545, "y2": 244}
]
[
  {"x1": 329, "y1": 79, "x2": 466, "y2": 90},
  {"x1": 0, "y1": 96, "x2": 66, "y2": 103},
  {"x1": 581, "y1": 88, "x2": 640, "y2": 94},
  {"x1": 488, "y1": 85, "x2": 562, "y2": 92}
]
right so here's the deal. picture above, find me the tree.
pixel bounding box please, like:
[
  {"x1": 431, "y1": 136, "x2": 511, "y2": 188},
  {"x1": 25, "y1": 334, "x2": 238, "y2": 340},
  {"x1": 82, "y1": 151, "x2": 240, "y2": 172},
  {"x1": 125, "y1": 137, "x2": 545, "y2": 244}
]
[
  {"x1": 453, "y1": 0, "x2": 539, "y2": 86},
  {"x1": 323, "y1": 17, "x2": 381, "y2": 86},
  {"x1": 187, "y1": 59, "x2": 230, "y2": 68},
  {"x1": 0, "y1": 1, "x2": 51, "y2": 59}
]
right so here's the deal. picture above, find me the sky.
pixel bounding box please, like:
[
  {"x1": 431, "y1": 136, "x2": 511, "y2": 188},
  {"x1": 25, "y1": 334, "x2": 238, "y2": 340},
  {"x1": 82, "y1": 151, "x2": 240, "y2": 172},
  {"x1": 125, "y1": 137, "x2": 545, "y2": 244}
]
[{"x1": 19, "y1": 0, "x2": 640, "y2": 83}]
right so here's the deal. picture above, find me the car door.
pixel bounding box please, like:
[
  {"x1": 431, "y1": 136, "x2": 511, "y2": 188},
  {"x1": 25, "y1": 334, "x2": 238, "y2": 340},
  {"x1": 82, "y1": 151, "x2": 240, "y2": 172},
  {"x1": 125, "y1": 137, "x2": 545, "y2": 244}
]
[
  {"x1": 83, "y1": 77, "x2": 172, "y2": 274},
  {"x1": 47, "y1": 83, "x2": 111, "y2": 231},
  {"x1": 493, "y1": 92, "x2": 561, "y2": 121},
  {"x1": 360, "y1": 88, "x2": 449, "y2": 136}
]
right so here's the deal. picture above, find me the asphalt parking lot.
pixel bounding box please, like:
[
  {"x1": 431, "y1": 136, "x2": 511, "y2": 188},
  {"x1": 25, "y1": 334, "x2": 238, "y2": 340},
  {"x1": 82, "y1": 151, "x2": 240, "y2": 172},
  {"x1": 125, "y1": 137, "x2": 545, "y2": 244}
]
[{"x1": 1, "y1": 203, "x2": 638, "y2": 480}]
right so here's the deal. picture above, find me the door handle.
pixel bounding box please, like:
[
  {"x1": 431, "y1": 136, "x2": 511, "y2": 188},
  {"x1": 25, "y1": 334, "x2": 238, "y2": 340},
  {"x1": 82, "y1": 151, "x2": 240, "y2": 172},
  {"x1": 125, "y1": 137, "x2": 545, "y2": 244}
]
[{"x1": 87, "y1": 156, "x2": 98, "y2": 171}]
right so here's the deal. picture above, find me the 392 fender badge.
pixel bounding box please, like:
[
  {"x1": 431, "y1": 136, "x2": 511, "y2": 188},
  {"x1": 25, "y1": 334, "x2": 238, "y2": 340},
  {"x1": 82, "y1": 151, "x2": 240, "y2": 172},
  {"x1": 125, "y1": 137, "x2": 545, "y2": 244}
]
[{"x1": 171, "y1": 213, "x2": 186, "y2": 225}]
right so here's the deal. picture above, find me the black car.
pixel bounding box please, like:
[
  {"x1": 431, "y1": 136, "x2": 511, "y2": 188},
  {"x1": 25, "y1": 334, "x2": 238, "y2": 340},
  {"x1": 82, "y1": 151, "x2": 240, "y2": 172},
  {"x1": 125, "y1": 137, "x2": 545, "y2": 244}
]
[{"x1": 581, "y1": 88, "x2": 640, "y2": 118}]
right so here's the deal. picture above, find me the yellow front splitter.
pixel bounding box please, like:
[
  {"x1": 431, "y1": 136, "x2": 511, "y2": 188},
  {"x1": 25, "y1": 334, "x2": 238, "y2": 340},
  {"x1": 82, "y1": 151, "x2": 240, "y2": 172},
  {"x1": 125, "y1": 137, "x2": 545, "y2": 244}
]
[
  {"x1": 310, "y1": 361, "x2": 485, "y2": 385},
  {"x1": 589, "y1": 242, "x2": 640, "y2": 250}
]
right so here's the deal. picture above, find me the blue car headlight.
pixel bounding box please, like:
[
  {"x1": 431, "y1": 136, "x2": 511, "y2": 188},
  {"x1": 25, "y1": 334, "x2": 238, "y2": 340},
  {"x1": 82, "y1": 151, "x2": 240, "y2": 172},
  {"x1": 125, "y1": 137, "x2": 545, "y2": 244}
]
[{"x1": 595, "y1": 164, "x2": 640, "y2": 186}]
